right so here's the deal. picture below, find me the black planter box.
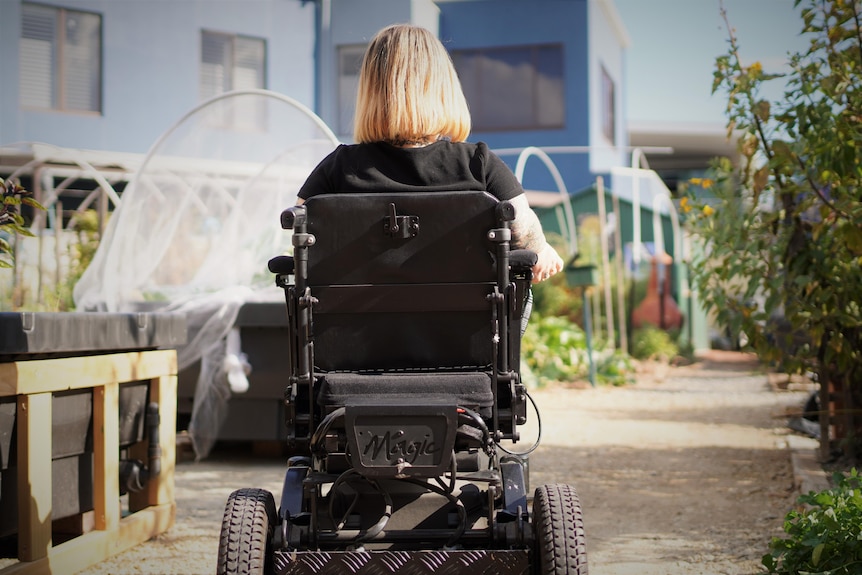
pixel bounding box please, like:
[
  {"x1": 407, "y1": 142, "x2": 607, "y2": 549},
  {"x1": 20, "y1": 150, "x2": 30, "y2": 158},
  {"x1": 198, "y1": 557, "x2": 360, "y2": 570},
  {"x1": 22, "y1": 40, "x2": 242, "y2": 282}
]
[
  {"x1": 177, "y1": 302, "x2": 289, "y2": 441},
  {"x1": 0, "y1": 311, "x2": 186, "y2": 361},
  {"x1": 0, "y1": 311, "x2": 186, "y2": 540}
]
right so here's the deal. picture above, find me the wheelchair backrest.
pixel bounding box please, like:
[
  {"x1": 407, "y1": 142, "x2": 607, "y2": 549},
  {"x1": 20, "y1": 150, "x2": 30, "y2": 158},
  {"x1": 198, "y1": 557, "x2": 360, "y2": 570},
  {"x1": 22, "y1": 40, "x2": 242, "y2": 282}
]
[{"x1": 302, "y1": 191, "x2": 507, "y2": 372}]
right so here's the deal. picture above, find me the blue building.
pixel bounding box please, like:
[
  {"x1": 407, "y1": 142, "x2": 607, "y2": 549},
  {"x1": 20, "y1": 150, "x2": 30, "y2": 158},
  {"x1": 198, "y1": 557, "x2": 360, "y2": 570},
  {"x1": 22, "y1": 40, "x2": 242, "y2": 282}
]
[
  {"x1": 3, "y1": 0, "x2": 674, "y2": 351},
  {"x1": 1, "y1": 0, "x2": 629, "y2": 195},
  {"x1": 438, "y1": 0, "x2": 629, "y2": 192},
  {"x1": 314, "y1": 0, "x2": 630, "y2": 193}
]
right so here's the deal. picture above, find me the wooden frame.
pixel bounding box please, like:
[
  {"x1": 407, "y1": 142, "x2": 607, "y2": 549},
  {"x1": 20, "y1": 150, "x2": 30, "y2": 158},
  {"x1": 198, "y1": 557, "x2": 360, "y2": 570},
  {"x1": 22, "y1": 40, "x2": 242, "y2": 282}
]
[{"x1": 0, "y1": 350, "x2": 177, "y2": 575}]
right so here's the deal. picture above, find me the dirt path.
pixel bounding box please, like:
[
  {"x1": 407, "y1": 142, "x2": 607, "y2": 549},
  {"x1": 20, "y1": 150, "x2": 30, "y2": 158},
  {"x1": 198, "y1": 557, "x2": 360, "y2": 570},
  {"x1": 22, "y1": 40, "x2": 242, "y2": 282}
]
[
  {"x1": 68, "y1": 351, "x2": 815, "y2": 575},
  {"x1": 526, "y1": 352, "x2": 815, "y2": 575}
]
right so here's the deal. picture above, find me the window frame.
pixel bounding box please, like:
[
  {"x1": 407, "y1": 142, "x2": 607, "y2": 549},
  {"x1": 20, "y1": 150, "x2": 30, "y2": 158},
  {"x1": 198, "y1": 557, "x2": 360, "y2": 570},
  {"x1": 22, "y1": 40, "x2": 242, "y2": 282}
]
[
  {"x1": 600, "y1": 64, "x2": 616, "y2": 145},
  {"x1": 451, "y1": 43, "x2": 565, "y2": 132},
  {"x1": 199, "y1": 29, "x2": 268, "y2": 98},
  {"x1": 336, "y1": 43, "x2": 367, "y2": 138},
  {"x1": 199, "y1": 29, "x2": 268, "y2": 131},
  {"x1": 19, "y1": 2, "x2": 103, "y2": 115}
]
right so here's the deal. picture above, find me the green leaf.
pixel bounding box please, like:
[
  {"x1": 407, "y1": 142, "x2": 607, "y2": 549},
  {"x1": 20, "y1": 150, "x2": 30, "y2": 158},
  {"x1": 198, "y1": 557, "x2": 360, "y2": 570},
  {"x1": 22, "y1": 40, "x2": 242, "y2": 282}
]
[
  {"x1": 753, "y1": 165, "x2": 769, "y2": 195},
  {"x1": 771, "y1": 140, "x2": 794, "y2": 163},
  {"x1": 839, "y1": 223, "x2": 862, "y2": 256},
  {"x1": 755, "y1": 99, "x2": 771, "y2": 122},
  {"x1": 811, "y1": 542, "x2": 825, "y2": 566},
  {"x1": 12, "y1": 226, "x2": 34, "y2": 238},
  {"x1": 21, "y1": 197, "x2": 46, "y2": 210}
]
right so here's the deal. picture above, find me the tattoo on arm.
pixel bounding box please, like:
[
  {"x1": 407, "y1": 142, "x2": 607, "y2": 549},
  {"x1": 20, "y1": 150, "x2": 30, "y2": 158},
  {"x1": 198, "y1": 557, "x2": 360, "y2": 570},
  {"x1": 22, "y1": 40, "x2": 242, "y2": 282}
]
[{"x1": 510, "y1": 195, "x2": 547, "y2": 252}]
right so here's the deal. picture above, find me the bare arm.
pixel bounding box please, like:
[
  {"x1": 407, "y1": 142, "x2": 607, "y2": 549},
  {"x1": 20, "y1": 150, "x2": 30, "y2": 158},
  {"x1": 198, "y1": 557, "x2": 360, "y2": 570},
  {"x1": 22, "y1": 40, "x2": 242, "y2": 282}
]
[
  {"x1": 510, "y1": 195, "x2": 547, "y2": 251},
  {"x1": 509, "y1": 194, "x2": 564, "y2": 283}
]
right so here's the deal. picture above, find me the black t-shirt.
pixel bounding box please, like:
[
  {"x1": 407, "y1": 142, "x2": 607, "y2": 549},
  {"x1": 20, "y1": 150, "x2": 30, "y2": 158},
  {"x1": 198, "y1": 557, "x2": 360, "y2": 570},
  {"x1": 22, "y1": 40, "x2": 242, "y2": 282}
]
[{"x1": 298, "y1": 140, "x2": 524, "y2": 201}]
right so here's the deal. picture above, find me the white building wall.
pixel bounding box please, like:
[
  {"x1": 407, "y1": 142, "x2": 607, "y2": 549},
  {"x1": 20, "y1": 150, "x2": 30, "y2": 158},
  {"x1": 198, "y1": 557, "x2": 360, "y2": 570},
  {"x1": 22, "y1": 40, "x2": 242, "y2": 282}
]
[{"x1": 588, "y1": 0, "x2": 630, "y2": 174}]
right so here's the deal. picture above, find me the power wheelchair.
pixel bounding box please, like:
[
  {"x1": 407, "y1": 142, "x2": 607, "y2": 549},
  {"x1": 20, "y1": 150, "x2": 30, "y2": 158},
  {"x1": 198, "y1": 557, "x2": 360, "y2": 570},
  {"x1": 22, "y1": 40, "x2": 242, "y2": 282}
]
[{"x1": 217, "y1": 190, "x2": 587, "y2": 575}]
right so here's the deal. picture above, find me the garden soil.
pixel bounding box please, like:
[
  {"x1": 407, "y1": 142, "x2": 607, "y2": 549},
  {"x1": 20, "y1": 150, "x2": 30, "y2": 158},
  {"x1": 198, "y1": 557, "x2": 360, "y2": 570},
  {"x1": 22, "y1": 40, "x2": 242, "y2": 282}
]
[{"x1": 64, "y1": 350, "x2": 817, "y2": 575}]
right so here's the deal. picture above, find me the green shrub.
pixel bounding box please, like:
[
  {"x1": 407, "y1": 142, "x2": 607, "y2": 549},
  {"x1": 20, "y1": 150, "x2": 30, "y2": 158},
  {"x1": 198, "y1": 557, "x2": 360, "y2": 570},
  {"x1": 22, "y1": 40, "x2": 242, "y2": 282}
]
[
  {"x1": 48, "y1": 209, "x2": 101, "y2": 311},
  {"x1": 521, "y1": 314, "x2": 635, "y2": 387},
  {"x1": 595, "y1": 350, "x2": 636, "y2": 387},
  {"x1": 1, "y1": 177, "x2": 43, "y2": 268},
  {"x1": 521, "y1": 314, "x2": 588, "y2": 387},
  {"x1": 762, "y1": 468, "x2": 862, "y2": 575},
  {"x1": 530, "y1": 274, "x2": 582, "y2": 323},
  {"x1": 631, "y1": 324, "x2": 679, "y2": 361}
]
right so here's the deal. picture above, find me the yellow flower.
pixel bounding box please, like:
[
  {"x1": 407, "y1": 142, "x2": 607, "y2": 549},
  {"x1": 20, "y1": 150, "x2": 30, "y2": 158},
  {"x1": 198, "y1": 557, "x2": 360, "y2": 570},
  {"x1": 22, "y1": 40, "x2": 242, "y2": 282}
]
[
  {"x1": 687, "y1": 177, "x2": 713, "y2": 190},
  {"x1": 703, "y1": 205, "x2": 715, "y2": 217},
  {"x1": 680, "y1": 197, "x2": 692, "y2": 214}
]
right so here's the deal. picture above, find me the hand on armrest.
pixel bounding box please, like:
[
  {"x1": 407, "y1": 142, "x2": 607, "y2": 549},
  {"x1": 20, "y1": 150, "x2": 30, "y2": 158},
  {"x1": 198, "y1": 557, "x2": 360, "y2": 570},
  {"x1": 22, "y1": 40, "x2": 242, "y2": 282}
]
[{"x1": 531, "y1": 243, "x2": 564, "y2": 284}]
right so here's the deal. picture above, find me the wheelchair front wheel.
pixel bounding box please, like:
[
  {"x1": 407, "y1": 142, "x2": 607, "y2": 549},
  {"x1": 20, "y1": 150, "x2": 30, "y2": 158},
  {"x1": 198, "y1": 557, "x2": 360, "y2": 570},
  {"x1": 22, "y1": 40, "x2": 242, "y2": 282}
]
[{"x1": 217, "y1": 488, "x2": 276, "y2": 575}]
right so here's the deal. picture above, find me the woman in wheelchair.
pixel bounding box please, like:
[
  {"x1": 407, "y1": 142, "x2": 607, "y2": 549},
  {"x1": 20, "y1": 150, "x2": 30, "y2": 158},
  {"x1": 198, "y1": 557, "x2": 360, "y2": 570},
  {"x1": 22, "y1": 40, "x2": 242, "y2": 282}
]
[
  {"x1": 296, "y1": 23, "x2": 563, "y2": 284},
  {"x1": 216, "y1": 23, "x2": 587, "y2": 575}
]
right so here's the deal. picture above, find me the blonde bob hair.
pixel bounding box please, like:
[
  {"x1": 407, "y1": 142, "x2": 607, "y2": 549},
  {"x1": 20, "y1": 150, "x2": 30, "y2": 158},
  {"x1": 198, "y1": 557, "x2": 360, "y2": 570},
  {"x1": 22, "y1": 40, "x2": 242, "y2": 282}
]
[{"x1": 353, "y1": 24, "x2": 471, "y2": 144}]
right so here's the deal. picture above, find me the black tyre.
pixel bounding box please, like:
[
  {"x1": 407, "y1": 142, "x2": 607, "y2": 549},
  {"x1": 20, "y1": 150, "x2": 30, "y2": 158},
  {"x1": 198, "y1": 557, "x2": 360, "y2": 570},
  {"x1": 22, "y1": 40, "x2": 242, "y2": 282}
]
[
  {"x1": 217, "y1": 488, "x2": 277, "y2": 575},
  {"x1": 533, "y1": 484, "x2": 587, "y2": 575}
]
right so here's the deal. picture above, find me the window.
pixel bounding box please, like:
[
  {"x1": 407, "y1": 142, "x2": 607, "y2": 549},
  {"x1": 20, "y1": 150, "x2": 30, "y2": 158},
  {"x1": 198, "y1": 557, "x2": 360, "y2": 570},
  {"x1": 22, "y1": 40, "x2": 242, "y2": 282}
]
[
  {"x1": 200, "y1": 30, "x2": 267, "y2": 129},
  {"x1": 20, "y1": 3, "x2": 102, "y2": 113},
  {"x1": 451, "y1": 44, "x2": 564, "y2": 131},
  {"x1": 601, "y1": 65, "x2": 616, "y2": 144},
  {"x1": 337, "y1": 44, "x2": 366, "y2": 137}
]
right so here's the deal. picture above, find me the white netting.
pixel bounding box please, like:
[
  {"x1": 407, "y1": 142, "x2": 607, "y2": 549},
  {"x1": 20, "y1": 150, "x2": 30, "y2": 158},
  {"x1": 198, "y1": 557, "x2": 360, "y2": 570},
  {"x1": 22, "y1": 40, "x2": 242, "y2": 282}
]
[{"x1": 74, "y1": 89, "x2": 339, "y2": 458}]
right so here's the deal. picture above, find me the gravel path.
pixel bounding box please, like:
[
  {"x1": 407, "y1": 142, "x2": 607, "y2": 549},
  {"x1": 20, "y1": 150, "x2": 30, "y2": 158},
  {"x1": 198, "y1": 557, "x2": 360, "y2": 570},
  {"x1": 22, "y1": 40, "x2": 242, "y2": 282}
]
[
  {"x1": 527, "y1": 352, "x2": 816, "y2": 575},
  {"x1": 65, "y1": 351, "x2": 815, "y2": 575}
]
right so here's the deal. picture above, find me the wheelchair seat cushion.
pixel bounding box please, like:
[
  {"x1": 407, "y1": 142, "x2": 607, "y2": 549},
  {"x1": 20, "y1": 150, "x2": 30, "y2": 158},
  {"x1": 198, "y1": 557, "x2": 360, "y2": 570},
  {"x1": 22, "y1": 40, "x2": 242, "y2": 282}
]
[{"x1": 317, "y1": 371, "x2": 494, "y2": 416}]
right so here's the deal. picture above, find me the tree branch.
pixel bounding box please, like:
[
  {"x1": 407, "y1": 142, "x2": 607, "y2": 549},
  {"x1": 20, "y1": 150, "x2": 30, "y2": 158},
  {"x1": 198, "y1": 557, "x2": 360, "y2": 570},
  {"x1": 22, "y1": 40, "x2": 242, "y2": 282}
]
[
  {"x1": 794, "y1": 154, "x2": 850, "y2": 219},
  {"x1": 852, "y1": 0, "x2": 862, "y2": 67}
]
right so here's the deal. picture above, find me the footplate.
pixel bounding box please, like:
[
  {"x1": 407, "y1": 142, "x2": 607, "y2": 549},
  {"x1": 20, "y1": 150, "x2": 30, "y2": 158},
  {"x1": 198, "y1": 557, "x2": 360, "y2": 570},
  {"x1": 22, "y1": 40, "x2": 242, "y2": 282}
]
[{"x1": 272, "y1": 549, "x2": 530, "y2": 575}]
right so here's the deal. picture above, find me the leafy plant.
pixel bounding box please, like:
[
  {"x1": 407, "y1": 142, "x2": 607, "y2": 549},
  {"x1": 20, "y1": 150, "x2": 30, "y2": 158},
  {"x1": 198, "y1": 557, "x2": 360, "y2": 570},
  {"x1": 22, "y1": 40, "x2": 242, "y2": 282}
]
[
  {"x1": 763, "y1": 468, "x2": 862, "y2": 575},
  {"x1": 521, "y1": 314, "x2": 589, "y2": 387},
  {"x1": 687, "y1": 0, "x2": 862, "y2": 459},
  {"x1": 1, "y1": 177, "x2": 44, "y2": 268},
  {"x1": 595, "y1": 349, "x2": 636, "y2": 387},
  {"x1": 531, "y1": 271, "x2": 583, "y2": 324},
  {"x1": 631, "y1": 324, "x2": 679, "y2": 362},
  {"x1": 521, "y1": 313, "x2": 635, "y2": 387},
  {"x1": 46, "y1": 210, "x2": 102, "y2": 311}
]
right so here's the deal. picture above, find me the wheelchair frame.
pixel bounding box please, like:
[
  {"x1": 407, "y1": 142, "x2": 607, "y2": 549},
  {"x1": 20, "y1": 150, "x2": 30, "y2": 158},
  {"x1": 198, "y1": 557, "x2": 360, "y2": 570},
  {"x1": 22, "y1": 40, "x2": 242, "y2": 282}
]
[{"x1": 217, "y1": 191, "x2": 587, "y2": 575}]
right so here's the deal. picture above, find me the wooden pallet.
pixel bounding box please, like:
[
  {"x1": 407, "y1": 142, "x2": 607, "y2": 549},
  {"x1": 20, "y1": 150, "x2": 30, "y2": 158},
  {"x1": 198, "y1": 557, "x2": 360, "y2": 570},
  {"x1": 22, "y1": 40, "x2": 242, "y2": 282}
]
[{"x1": 0, "y1": 350, "x2": 177, "y2": 575}]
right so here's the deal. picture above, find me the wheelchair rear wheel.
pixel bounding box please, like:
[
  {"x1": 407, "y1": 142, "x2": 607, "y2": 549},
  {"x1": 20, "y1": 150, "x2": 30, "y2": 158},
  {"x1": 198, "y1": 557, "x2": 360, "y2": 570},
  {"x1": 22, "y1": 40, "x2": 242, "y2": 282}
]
[
  {"x1": 217, "y1": 488, "x2": 277, "y2": 575},
  {"x1": 533, "y1": 484, "x2": 588, "y2": 575}
]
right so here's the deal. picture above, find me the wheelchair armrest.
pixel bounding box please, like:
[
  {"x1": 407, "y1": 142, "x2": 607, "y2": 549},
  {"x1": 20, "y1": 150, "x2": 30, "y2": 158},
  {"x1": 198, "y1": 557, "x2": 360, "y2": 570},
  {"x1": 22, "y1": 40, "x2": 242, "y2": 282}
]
[
  {"x1": 509, "y1": 249, "x2": 538, "y2": 271},
  {"x1": 281, "y1": 205, "x2": 307, "y2": 230},
  {"x1": 268, "y1": 255, "x2": 295, "y2": 275}
]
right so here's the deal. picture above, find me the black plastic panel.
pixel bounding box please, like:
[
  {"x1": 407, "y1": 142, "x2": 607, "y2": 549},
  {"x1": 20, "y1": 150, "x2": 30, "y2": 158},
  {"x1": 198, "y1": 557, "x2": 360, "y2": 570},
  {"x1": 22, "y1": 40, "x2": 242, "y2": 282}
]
[
  {"x1": 0, "y1": 398, "x2": 13, "y2": 470},
  {"x1": 344, "y1": 402, "x2": 458, "y2": 478},
  {"x1": 52, "y1": 390, "x2": 93, "y2": 459}
]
